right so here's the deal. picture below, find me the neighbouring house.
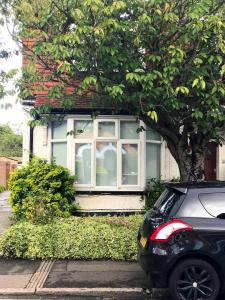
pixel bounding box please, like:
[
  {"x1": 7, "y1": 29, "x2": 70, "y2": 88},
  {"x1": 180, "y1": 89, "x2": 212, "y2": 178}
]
[
  {"x1": 0, "y1": 157, "x2": 22, "y2": 188},
  {"x1": 21, "y1": 44, "x2": 225, "y2": 213}
]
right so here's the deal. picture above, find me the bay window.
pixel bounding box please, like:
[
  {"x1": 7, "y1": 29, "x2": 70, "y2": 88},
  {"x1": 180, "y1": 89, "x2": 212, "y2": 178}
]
[{"x1": 50, "y1": 117, "x2": 162, "y2": 191}]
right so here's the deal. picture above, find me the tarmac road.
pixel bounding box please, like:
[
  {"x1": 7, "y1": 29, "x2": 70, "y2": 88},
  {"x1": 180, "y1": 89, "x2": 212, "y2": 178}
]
[{"x1": 0, "y1": 296, "x2": 224, "y2": 299}]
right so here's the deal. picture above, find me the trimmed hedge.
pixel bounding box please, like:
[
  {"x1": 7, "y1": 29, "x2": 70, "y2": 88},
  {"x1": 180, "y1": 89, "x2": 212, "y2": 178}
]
[{"x1": 0, "y1": 215, "x2": 143, "y2": 261}]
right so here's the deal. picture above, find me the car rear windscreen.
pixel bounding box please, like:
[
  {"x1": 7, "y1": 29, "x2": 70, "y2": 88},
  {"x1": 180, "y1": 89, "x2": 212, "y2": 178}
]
[
  {"x1": 199, "y1": 193, "x2": 225, "y2": 217},
  {"x1": 154, "y1": 188, "x2": 180, "y2": 217}
]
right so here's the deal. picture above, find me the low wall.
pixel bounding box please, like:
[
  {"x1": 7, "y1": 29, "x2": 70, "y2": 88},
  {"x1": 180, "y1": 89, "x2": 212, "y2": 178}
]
[{"x1": 0, "y1": 160, "x2": 17, "y2": 188}]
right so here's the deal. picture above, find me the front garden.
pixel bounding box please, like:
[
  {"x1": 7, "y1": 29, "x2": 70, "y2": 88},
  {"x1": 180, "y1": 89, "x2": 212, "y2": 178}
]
[{"x1": 0, "y1": 158, "x2": 146, "y2": 261}]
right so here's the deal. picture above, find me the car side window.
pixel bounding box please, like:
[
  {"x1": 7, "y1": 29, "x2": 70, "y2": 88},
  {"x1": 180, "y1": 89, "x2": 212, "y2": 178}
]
[{"x1": 199, "y1": 193, "x2": 225, "y2": 217}]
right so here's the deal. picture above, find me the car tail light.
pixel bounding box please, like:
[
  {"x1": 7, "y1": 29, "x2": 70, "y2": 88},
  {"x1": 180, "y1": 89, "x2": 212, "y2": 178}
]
[{"x1": 149, "y1": 219, "x2": 192, "y2": 243}]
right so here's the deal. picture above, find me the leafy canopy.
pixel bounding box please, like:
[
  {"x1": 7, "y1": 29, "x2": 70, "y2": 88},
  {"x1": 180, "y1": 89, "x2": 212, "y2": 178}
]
[
  {"x1": 2, "y1": 0, "x2": 225, "y2": 179},
  {"x1": 8, "y1": 0, "x2": 224, "y2": 140}
]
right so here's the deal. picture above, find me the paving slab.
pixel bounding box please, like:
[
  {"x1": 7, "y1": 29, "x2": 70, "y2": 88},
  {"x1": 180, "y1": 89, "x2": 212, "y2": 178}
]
[
  {"x1": 0, "y1": 259, "x2": 40, "y2": 275},
  {"x1": 0, "y1": 191, "x2": 12, "y2": 234},
  {"x1": 0, "y1": 275, "x2": 33, "y2": 289},
  {"x1": 0, "y1": 259, "x2": 41, "y2": 290},
  {"x1": 44, "y1": 261, "x2": 146, "y2": 289},
  {"x1": 0, "y1": 212, "x2": 12, "y2": 234}
]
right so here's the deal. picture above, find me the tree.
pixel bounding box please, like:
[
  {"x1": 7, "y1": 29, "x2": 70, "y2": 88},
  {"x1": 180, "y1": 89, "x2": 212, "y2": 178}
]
[
  {"x1": 0, "y1": 8, "x2": 18, "y2": 108},
  {"x1": 0, "y1": 124, "x2": 22, "y2": 157},
  {"x1": 2, "y1": 0, "x2": 225, "y2": 180}
]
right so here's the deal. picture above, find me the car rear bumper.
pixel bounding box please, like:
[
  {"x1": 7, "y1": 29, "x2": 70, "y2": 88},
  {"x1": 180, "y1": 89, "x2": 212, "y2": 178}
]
[{"x1": 137, "y1": 240, "x2": 169, "y2": 288}]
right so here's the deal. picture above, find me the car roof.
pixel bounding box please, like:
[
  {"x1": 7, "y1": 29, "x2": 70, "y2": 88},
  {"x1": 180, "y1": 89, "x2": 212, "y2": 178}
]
[{"x1": 166, "y1": 181, "x2": 225, "y2": 194}]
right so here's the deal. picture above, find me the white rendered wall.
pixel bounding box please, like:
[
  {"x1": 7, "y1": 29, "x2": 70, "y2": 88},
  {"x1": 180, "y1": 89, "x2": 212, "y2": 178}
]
[
  {"x1": 22, "y1": 110, "x2": 49, "y2": 165},
  {"x1": 217, "y1": 144, "x2": 225, "y2": 180},
  {"x1": 22, "y1": 110, "x2": 31, "y2": 165},
  {"x1": 33, "y1": 125, "x2": 49, "y2": 159},
  {"x1": 75, "y1": 194, "x2": 144, "y2": 212},
  {"x1": 164, "y1": 144, "x2": 180, "y2": 180}
]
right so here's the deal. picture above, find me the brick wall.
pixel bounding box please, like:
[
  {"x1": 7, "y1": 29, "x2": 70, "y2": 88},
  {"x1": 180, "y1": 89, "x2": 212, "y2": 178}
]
[{"x1": 0, "y1": 158, "x2": 18, "y2": 188}]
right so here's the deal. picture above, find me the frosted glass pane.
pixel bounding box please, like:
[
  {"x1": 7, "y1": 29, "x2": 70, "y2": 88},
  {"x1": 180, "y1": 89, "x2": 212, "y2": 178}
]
[
  {"x1": 75, "y1": 143, "x2": 91, "y2": 184},
  {"x1": 98, "y1": 122, "x2": 115, "y2": 137},
  {"x1": 52, "y1": 143, "x2": 67, "y2": 167},
  {"x1": 146, "y1": 127, "x2": 161, "y2": 141},
  {"x1": 52, "y1": 121, "x2": 67, "y2": 139},
  {"x1": 74, "y1": 120, "x2": 93, "y2": 138},
  {"x1": 122, "y1": 144, "x2": 138, "y2": 185},
  {"x1": 96, "y1": 142, "x2": 117, "y2": 186},
  {"x1": 146, "y1": 143, "x2": 160, "y2": 179},
  {"x1": 120, "y1": 121, "x2": 139, "y2": 139}
]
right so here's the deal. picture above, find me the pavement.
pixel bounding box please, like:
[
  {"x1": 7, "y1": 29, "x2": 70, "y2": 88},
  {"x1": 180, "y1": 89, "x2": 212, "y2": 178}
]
[
  {"x1": 0, "y1": 191, "x2": 12, "y2": 234},
  {"x1": 0, "y1": 258, "x2": 170, "y2": 299}
]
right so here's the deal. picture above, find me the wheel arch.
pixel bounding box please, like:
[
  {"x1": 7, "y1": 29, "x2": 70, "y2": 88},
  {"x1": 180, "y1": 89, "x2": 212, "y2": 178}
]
[{"x1": 167, "y1": 253, "x2": 223, "y2": 288}]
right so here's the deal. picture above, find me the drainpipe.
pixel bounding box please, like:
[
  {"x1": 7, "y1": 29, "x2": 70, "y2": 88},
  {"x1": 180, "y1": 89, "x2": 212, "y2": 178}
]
[{"x1": 29, "y1": 125, "x2": 34, "y2": 161}]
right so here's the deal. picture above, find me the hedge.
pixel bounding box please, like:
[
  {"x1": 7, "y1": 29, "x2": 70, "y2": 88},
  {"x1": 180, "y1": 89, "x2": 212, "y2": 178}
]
[
  {"x1": 8, "y1": 158, "x2": 76, "y2": 224},
  {"x1": 0, "y1": 186, "x2": 5, "y2": 193},
  {"x1": 0, "y1": 215, "x2": 143, "y2": 261}
]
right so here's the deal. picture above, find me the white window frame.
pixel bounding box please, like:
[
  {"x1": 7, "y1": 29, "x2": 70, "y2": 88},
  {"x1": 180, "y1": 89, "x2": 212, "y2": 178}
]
[
  {"x1": 49, "y1": 120, "x2": 68, "y2": 168},
  {"x1": 118, "y1": 140, "x2": 141, "y2": 188},
  {"x1": 95, "y1": 139, "x2": 118, "y2": 189},
  {"x1": 145, "y1": 125, "x2": 163, "y2": 181},
  {"x1": 96, "y1": 119, "x2": 118, "y2": 140},
  {"x1": 49, "y1": 116, "x2": 164, "y2": 191}
]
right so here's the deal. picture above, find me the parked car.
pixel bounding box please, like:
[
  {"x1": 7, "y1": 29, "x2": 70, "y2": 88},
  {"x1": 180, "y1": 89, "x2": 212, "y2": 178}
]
[{"x1": 138, "y1": 181, "x2": 225, "y2": 300}]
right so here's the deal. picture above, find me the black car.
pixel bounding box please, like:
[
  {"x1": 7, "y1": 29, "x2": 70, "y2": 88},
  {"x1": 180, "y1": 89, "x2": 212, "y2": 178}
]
[{"x1": 138, "y1": 181, "x2": 225, "y2": 300}]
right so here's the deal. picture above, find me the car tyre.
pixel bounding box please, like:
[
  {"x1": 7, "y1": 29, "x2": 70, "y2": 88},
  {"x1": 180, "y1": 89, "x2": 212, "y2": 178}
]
[{"x1": 169, "y1": 258, "x2": 220, "y2": 300}]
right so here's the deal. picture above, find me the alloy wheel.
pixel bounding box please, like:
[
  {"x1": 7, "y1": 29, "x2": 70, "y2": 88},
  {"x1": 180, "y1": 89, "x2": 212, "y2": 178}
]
[{"x1": 176, "y1": 265, "x2": 214, "y2": 300}]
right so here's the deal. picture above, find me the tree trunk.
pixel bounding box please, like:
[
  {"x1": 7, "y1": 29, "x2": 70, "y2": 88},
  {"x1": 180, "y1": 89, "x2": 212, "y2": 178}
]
[{"x1": 166, "y1": 133, "x2": 206, "y2": 182}]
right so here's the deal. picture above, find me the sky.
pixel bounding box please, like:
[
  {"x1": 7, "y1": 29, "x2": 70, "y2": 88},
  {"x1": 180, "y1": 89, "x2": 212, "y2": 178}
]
[{"x1": 0, "y1": 20, "x2": 24, "y2": 133}]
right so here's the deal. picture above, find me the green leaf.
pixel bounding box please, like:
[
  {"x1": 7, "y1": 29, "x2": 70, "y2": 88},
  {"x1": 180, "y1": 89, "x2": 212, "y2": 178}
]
[
  {"x1": 192, "y1": 78, "x2": 199, "y2": 87},
  {"x1": 147, "y1": 111, "x2": 158, "y2": 122}
]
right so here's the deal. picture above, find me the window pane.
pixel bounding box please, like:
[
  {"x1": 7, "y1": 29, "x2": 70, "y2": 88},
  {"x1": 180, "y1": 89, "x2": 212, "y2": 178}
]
[
  {"x1": 98, "y1": 121, "x2": 115, "y2": 137},
  {"x1": 75, "y1": 143, "x2": 92, "y2": 184},
  {"x1": 52, "y1": 142, "x2": 67, "y2": 167},
  {"x1": 146, "y1": 143, "x2": 160, "y2": 179},
  {"x1": 122, "y1": 144, "x2": 138, "y2": 185},
  {"x1": 96, "y1": 142, "x2": 117, "y2": 186},
  {"x1": 52, "y1": 121, "x2": 67, "y2": 139},
  {"x1": 120, "y1": 121, "x2": 139, "y2": 139},
  {"x1": 74, "y1": 120, "x2": 93, "y2": 138},
  {"x1": 199, "y1": 193, "x2": 225, "y2": 217},
  {"x1": 146, "y1": 127, "x2": 161, "y2": 141}
]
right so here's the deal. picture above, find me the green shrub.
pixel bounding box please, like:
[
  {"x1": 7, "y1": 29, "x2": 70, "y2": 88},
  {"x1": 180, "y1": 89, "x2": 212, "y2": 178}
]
[
  {"x1": 144, "y1": 178, "x2": 165, "y2": 211},
  {"x1": 0, "y1": 186, "x2": 6, "y2": 193},
  {"x1": 0, "y1": 215, "x2": 142, "y2": 261},
  {"x1": 8, "y1": 158, "x2": 75, "y2": 224}
]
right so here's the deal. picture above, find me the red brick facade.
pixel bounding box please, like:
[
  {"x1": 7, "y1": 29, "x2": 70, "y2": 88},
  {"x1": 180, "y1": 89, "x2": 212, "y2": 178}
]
[{"x1": 23, "y1": 39, "x2": 94, "y2": 109}]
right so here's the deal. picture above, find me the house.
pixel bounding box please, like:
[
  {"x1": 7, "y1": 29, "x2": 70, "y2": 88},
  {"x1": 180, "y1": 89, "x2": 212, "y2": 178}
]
[
  {"x1": 21, "y1": 45, "x2": 225, "y2": 213},
  {"x1": 22, "y1": 94, "x2": 225, "y2": 212}
]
